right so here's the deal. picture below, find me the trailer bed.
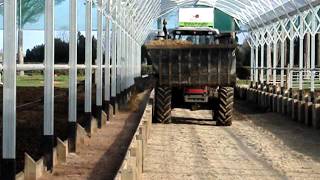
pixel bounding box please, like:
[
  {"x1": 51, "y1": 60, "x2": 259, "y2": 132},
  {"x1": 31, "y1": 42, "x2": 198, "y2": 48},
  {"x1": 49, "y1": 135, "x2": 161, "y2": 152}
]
[{"x1": 147, "y1": 44, "x2": 237, "y2": 87}]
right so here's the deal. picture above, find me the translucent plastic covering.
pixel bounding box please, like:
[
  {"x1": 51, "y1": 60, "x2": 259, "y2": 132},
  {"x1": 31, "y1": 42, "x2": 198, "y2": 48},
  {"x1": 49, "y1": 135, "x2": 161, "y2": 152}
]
[
  {"x1": 159, "y1": 0, "x2": 320, "y2": 28},
  {"x1": 0, "y1": 0, "x2": 318, "y2": 38}
]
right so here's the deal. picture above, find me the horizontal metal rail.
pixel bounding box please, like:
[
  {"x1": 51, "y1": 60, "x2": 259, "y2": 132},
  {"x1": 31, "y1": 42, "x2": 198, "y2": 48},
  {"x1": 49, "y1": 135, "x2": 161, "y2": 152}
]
[{"x1": 0, "y1": 64, "x2": 112, "y2": 71}]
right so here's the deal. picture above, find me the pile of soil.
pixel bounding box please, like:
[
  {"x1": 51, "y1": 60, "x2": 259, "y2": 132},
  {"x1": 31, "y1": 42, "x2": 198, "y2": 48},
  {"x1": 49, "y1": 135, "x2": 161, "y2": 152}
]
[
  {"x1": 146, "y1": 39, "x2": 192, "y2": 48},
  {"x1": 0, "y1": 84, "x2": 90, "y2": 174}
]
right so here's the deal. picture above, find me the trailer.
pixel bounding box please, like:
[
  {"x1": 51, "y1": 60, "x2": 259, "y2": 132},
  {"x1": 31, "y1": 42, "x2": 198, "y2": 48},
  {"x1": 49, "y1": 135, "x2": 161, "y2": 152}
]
[{"x1": 146, "y1": 27, "x2": 237, "y2": 126}]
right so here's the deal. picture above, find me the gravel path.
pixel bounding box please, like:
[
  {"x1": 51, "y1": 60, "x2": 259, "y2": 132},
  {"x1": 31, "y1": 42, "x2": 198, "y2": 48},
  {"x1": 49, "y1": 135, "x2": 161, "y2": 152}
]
[{"x1": 143, "y1": 101, "x2": 320, "y2": 180}]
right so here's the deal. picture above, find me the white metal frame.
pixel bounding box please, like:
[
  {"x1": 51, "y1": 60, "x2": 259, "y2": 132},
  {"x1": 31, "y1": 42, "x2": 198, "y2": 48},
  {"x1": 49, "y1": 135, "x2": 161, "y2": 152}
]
[{"x1": 4, "y1": 0, "x2": 320, "y2": 177}]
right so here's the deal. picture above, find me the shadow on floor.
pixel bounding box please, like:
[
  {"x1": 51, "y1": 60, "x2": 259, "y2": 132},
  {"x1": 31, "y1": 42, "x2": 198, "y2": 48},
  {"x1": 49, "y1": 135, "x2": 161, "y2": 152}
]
[{"x1": 87, "y1": 90, "x2": 151, "y2": 180}]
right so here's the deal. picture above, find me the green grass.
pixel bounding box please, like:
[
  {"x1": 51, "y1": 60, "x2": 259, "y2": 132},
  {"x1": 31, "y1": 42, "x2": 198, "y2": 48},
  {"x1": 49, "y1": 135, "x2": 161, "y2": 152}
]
[
  {"x1": 237, "y1": 79, "x2": 251, "y2": 86},
  {"x1": 17, "y1": 74, "x2": 85, "y2": 88}
]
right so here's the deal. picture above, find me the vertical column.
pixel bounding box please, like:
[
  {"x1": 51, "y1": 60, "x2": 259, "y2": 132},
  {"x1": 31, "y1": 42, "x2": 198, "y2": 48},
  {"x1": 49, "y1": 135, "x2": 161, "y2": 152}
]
[
  {"x1": 250, "y1": 46, "x2": 254, "y2": 87},
  {"x1": 116, "y1": 25, "x2": 122, "y2": 107},
  {"x1": 260, "y1": 44, "x2": 265, "y2": 84},
  {"x1": 126, "y1": 32, "x2": 129, "y2": 92},
  {"x1": 2, "y1": 0, "x2": 17, "y2": 179},
  {"x1": 289, "y1": 28, "x2": 295, "y2": 97},
  {"x1": 138, "y1": 43, "x2": 141, "y2": 77},
  {"x1": 273, "y1": 40, "x2": 277, "y2": 87},
  {"x1": 266, "y1": 44, "x2": 271, "y2": 84},
  {"x1": 255, "y1": 45, "x2": 259, "y2": 86},
  {"x1": 299, "y1": 20, "x2": 304, "y2": 100},
  {"x1": 280, "y1": 35, "x2": 285, "y2": 94},
  {"x1": 68, "y1": 0, "x2": 77, "y2": 152},
  {"x1": 96, "y1": 2, "x2": 103, "y2": 128},
  {"x1": 104, "y1": 16, "x2": 111, "y2": 121},
  {"x1": 311, "y1": 14, "x2": 316, "y2": 101},
  {"x1": 120, "y1": 28, "x2": 125, "y2": 104},
  {"x1": 111, "y1": 20, "x2": 117, "y2": 114},
  {"x1": 131, "y1": 17, "x2": 134, "y2": 87},
  {"x1": 43, "y1": 0, "x2": 54, "y2": 171},
  {"x1": 85, "y1": 0, "x2": 93, "y2": 132}
]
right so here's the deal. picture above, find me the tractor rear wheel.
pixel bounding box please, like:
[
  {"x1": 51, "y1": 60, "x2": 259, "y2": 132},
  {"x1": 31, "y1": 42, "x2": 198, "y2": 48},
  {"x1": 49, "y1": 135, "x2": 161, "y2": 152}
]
[
  {"x1": 154, "y1": 86, "x2": 172, "y2": 123},
  {"x1": 216, "y1": 87, "x2": 234, "y2": 126}
]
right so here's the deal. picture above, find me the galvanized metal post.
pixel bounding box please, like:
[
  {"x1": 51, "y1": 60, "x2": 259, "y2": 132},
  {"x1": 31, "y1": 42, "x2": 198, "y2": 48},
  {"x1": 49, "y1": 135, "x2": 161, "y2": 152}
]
[
  {"x1": 116, "y1": 25, "x2": 121, "y2": 102},
  {"x1": 311, "y1": 13, "x2": 316, "y2": 101},
  {"x1": 255, "y1": 45, "x2": 259, "y2": 85},
  {"x1": 288, "y1": 27, "x2": 294, "y2": 97},
  {"x1": 85, "y1": 0, "x2": 93, "y2": 132},
  {"x1": 43, "y1": 0, "x2": 55, "y2": 171},
  {"x1": 266, "y1": 44, "x2": 271, "y2": 84},
  {"x1": 280, "y1": 35, "x2": 285, "y2": 94},
  {"x1": 250, "y1": 46, "x2": 254, "y2": 86},
  {"x1": 2, "y1": 0, "x2": 17, "y2": 179},
  {"x1": 104, "y1": 9, "x2": 111, "y2": 120},
  {"x1": 68, "y1": 0, "x2": 77, "y2": 152},
  {"x1": 260, "y1": 44, "x2": 264, "y2": 83},
  {"x1": 273, "y1": 40, "x2": 277, "y2": 86},
  {"x1": 138, "y1": 44, "x2": 141, "y2": 77},
  {"x1": 299, "y1": 20, "x2": 304, "y2": 99},
  {"x1": 96, "y1": 0, "x2": 103, "y2": 128},
  {"x1": 111, "y1": 20, "x2": 117, "y2": 114}
]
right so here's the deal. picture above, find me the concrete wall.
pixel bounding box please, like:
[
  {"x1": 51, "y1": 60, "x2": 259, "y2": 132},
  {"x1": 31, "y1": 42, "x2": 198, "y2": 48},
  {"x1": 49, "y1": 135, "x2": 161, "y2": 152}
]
[{"x1": 114, "y1": 90, "x2": 154, "y2": 180}]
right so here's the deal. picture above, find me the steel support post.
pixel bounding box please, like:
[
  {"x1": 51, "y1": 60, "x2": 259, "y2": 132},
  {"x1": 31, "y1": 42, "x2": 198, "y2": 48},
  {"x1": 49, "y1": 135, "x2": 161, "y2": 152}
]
[
  {"x1": 138, "y1": 43, "x2": 141, "y2": 77},
  {"x1": 116, "y1": 26, "x2": 121, "y2": 107},
  {"x1": 104, "y1": 15, "x2": 111, "y2": 121},
  {"x1": 2, "y1": 0, "x2": 17, "y2": 179},
  {"x1": 68, "y1": 0, "x2": 77, "y2": 153},
  {"x1": 130, "y1": 32, "x2": 134, "y2": 87},
  {"x1": 85, "y1": 0, "x2": 93, "y2": 133},
  {"x1": 115, "y1": 2, "x2": 121, "y2": 108},
  {"x1": 111, "y1": 20, "x2": 117, "y2": 114},
  {"x1": 311, "y1": 14, "x2": 316, "y2": 102},
  {"x1": 289, "y1": 33, "x2": 294, "y2": 97},
  {"x1": 299, "y1": 29, "x2": 304, "y2": 100},
  {"x1": 96, "y1": 2, "x2": 103, "y2": 128},
  {"x1": 260, "y1": 44, "x2": 265, "y2": 83},
  {"x1": 280, "y1": 38, "x2": 285, "y2": 94},
  {"x1": 255, "y1": 45, "x2": 259, "y2": 85},
  {"x1": 43, "y1": 0, "x2": 54, "y2": 171},
  {"x1": 273, "y1": 41, "x2": 277, "y2": 87},
  {"x1": 125, "y1": 31, "x2": 129, "y2": 91},
  {"x1": 250, "y1": 46, "x2": 254, "y2": 87},
  {"x1": 266, "y1": 44, "x2": 271, "y2": 84}
]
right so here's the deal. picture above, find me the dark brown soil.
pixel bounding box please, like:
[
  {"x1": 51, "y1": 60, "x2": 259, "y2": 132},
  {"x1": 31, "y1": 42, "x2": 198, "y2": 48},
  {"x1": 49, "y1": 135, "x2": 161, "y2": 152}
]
[
  {"x1": 0, "y1": 84, "x2": 91, "y2": 174},
  {"x1": 0, "y1": 76, "x2": 155, "y2": 177},
  {"x1": 38, "y1": 89, "x2": 151, "y2": 180}
]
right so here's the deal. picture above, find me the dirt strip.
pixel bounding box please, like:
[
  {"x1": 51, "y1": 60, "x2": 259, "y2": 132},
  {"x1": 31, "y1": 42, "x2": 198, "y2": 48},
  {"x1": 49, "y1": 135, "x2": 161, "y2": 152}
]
[{"x1": 39, "y1": 90, "x2": 150, "y2": 180}]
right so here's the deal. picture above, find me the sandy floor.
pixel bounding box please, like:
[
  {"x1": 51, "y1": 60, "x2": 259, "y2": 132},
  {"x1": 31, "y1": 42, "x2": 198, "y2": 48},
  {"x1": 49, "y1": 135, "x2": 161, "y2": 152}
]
[
  {"x1": 143, "y1": 101, "x2": 320, "y2": 180},
  {"x1": 39, "y1": 90, "x2": 150, "y2": 180}
]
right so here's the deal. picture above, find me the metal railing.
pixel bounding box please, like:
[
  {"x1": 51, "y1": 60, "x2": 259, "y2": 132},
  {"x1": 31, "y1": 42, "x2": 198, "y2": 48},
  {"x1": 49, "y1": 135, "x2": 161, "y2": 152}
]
[{"x1": 291, "y1": 70, "x2": 320, "y2": 90}]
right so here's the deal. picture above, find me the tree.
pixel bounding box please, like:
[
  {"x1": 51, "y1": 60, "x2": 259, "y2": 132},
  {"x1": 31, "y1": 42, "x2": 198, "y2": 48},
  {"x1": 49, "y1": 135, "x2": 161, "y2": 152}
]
[
  {"x1": 15, "y1": 0, "x2": 66, "y2": 75},
  {"x1": 25, "y1": 32, "x2": 97, "y2": 65}
]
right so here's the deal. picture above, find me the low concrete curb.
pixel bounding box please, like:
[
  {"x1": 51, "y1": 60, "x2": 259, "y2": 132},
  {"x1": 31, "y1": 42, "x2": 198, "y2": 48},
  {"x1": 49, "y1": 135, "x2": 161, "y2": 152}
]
[
  {"x1": 235, "y1": 86, "x2": 320, "y2": 130},
  {"x1": 115, "y1": 90, "x2": 154, "y2": 180}
]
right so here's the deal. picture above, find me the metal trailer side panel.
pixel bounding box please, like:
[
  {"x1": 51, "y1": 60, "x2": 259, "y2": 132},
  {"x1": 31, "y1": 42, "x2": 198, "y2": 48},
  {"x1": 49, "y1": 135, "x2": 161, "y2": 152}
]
[{"x1": 148, "y1": 45, "x2": 236, "y2": 87}]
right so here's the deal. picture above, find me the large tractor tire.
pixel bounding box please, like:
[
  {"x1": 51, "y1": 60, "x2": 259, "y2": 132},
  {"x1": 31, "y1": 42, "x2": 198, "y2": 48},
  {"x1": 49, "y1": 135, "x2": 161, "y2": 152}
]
[
  {"x1": 216, "y1": 87, "x2": 234, "y2": 126},
  {"x1": 154, "y1": 86, "x2": 172, "y2": 123}
]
